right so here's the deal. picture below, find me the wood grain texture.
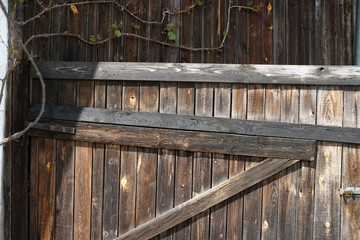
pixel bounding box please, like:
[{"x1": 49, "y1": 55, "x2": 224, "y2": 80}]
[
  {"x1": 38, "y1": 138, "x2": 56, "y2": 240},
  {"x1": 173, "y1": 82, "x2": 194, "y2": 239},
  {"x1": 30, "y1": 137, "x2": 38, "y2": 240},
  {"x1": 136, "y1": 82, "x2": 159, "y2": 227},
  {"x1": 115, "y1": 158, "x2": 299, "y2": 240},
  {"x1": 191, "y1": 83, "x2": 213, "y2": 240},
  {"x1": 29, "y1": 103, "x2": 360, "y2": 145},
  {"x1": 227, "y1": 82, "x2": 247, "y2": 240},
  {"x1": 341, "y1": 87, "x2": 360, "y2": 240},
  {"x1": 157, "y1": 82, "x2": 177, "y2": 240},
  {"x1": 31, "y1": 61, "x2": 360, "y2": 85},
  {"x1": 210, "y1": 83, "x2": 231, "y2": 240},
  {"x1": 27, "y1": 121, "x2": 316, "y2": 160},
  {"x1": 277, "y1": 85, "x2": 300, "y2": 240},
  {"x1": 119, "y1": 81, "x2": 139, "y2": 235},
  {"x1": 243, "y1": 84, "x2": 265, "y2": 239},
  {"x1": 261, "y1": 84, "x2": 280, "y2": 240},
  {"x1": 313, "y1": 86, "x2": 343, "y2": 240}
]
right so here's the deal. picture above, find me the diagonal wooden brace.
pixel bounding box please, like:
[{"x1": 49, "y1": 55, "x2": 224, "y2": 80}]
[{"x1": 115, "y1": 158, "x2": 299, "y2": 240}]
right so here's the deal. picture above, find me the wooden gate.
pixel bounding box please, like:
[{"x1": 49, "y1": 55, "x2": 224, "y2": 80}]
[{"x1": 27, "y1": 61, "x2": 360, "y2": 239}]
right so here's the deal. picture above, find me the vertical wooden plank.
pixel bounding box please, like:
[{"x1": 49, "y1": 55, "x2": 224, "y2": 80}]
[
  {"x1": 191, "y1": 83, "x2": 213, "y2": 240},
  {"x1": 38, "y1": 138, "x2": 56, "y2": 240},
  {"x1": 161, "y1": 0, "x2": 180, "y2": 62},
  {"x1": 119, "y1": 81, "x2": 139, "y2": 234},
  {"x1": 248, "y1": 0, "x2": 262, "y2": 64},
  {"x1": 341, "y1": 87, "x2": 360, "y2": 239},
  {"x1": 261, "y1": 85, "x2": 280, "y2": 240},
  {"x1": 204, "y1": 0, "x2": 216, "y2": 63},
  {"x1": 273, "y1": 0, "x2": 286, "y2": 64},
  {"x1": 210, "y1": 83, "x2": 230, "y2": 240},
  {"x1": 296, "y1": 86, "x2": 316, "y2": 240},
  {"x1": 227, "y1": 83, "x2": 247, "y2": 239},
  {"x1": 180, "y1": 0, "x2": 193, "y2": 63},
  {"x1": 136, "y1": 82, "x2": 159, "y2": 226},
  {"x1": 156, "y1": 82, "x2": 177, "y2": 239},
  {"x1": 173, "y1": 83, "x2": 194, "y2": 239},
  {"x1": 103, "y1": 77, "x2": 122, "y2": 239},
  {"x1": 313, "y1": 86, "x2": 343, "y2": 240},
  {"x1": 192, "y1": 0, "x2": 202, "y2": 63},
  {"x1": 30, "y1": 138, "x2": 38, "y2": 240},
  {"x1": 277, "y1": 85, "x2": 300, "y2": 239},
  {"x1": 137, "y1": 0, "x2": 149, "y2": 62},
  {"x1": 103, "y1": 144, "x2": 120, "y2": 239},
  {"x1": 243, "y1": 84, "x2": 264, "y2": 239},
  {"x1": 262, "y1": 0, "x2": 273, "y2": 64},
  {"x1": 123, "y1": 0, "x2": 139, "y2": 62}
]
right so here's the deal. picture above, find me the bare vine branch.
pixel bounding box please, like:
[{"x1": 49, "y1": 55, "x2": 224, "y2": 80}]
[{"x1": 0, "y1": 1, "x2": 46, "y2": 146}]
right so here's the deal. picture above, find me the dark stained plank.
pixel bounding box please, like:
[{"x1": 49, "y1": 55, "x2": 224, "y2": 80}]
[
  {"x1": 116, "y1": 158, "x2": 300, "y2": 240},
  {"x1": 179, "y1": 0, "x2": 192, "y2": 63},
  {"x1": 243, "y1": 84, "x2": 265, "y2": 239},
  {"x1": 103, "y1": 144, "x2": 120, "y2": 239},
  {"x1": 210, "y1": 83, "x2": 230, "y2": 240},
  {"x1": 173, "y1": 82, "x2": 194, "y2": 240},
  {"x1": 31, "y1": 61, "x2": 360, "y2": 86},
  {"x1": 273, "y1": 0, "x2": 286, "y2": 64},
  {"x1": 277, "y1": 85, "x2": 300, "y2": 239},
  {"x1": 157, "y1": 82, "x2": 176, "y2": 239},
  {"x1": 55, "y1": 140, "x2": 75, "y2": 240},
  {"x1": 261, "y1": 84, "x2": 280, "y2": 239},
  {"x1": 261, "y1": 0, "x2": 273, "y2": 64},
  {"x1": 30, "y1": 137, "x2": 39, "y2": 240},
  {"x1": 29, "y1": 103, "x2": 360, "y2": 145},
  {"x1": 313, "y1": 86, "x2": 343, "y2": 240},
  {"x1": 227, "y1": 83, "x2": 247, "y2": 239},
  {"x1": 136, "y1": 82, "x2": 159, "y2": 227},
  {"x1": 296, "y1": 85, "x2": 316, "y2": 240},
  {"x1": 38, "y1": 138, "x2": 56, "y2": 240},
  {"x1": 191, "y1": 83, "x2": 213, "y2": 240},
  {"x1": 119, "y1": 81, "x2": 139, "y2": 235},
  {"x1": 341, "y1": 87, "x2": 360, "y2": 239},
  {"x1": 28, "y1": 120, "x2": 316, "y2": 160}
]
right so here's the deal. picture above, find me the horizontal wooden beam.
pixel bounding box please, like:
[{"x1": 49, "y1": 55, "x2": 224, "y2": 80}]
[
  {"x1": 27, "y1": 121, "x2": 315, "y2": 160},
  {"x1": 29, "y1": 104, "x2": 360, "y2": 144},
  {"x1": 115, "y1": 158, "x2": 299, "y2": 240},
  {"x1": 31, "y1": 61, "x2": 360, "y2": 85}
]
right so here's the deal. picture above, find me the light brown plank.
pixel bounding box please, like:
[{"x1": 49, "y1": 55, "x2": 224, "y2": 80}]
[{"x1": 314, "y1": 86, "x2": 343, "y2": 239}]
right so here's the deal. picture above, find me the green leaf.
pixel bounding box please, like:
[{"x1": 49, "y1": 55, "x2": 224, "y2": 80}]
[
  {"x1": 114, "y1": 29, "x2": 122, "y2": 37},
  {"x1": 18, "y1": 0, "x2": 25, "y2": 3},
  {"x1": 166, "y1": 23, "x2": 175, "y2": 32},
  {"x1": 89, "y1": 34, "x2": 96, "y2": 43},
  {"x1": 112, "y1": 23, "x2": 118, "y2": 29},
  {"x1": 167, "y1": 31, "x2": 178, "y2": 43},
  {"x1": 196, "y1": 0, "x2": 202, "y2": 5},
  {"x1": 133, "y1": 24, "x2": 140, "y2": 31}
]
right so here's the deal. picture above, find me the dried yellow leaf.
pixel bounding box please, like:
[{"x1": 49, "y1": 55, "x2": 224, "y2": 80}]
[
  {"x1": 269, "y1": 25, "x2": 273, "y2": 30},
  {"x1": 238, "y1": 6, "x2": 242, "y2": 12},
  {"x1": 267, "y1": 2, "x2": 272, "y2": 14},
  {"x1": 70, "y1": 5, "x2": 79, "y2": 15}
]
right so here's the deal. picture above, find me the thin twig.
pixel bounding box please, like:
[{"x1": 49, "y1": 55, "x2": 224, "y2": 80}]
[{"x1": 0, "y1": 1, "x2": 46, "y2": 146}]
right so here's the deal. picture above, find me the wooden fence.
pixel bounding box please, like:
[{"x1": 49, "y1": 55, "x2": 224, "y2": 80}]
[
  {"x1": 6, "y1": 0, "x2": 359, "y2": 239},
  {"x1": 24, "y1": 61, "x2": 360, "y2": 239}
]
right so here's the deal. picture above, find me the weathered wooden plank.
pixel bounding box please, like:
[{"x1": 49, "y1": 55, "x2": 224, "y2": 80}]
[
  {"x1": 102, "y1": 79, "x2": 122, "y2": 239},
  {"x1": 341, "y1": 87, "x2": 360, "y2": 240},
  {"x1": 191, "y1": 83, "x2": 213, "y2": 240},
  {"x1": 31, "y1": 61, "x2": 360, "y2": 86},
  {"x1": 29, "y1": 103, "x2": 360, "y2": 145},
  {"x1": 103, "y1": 144, "x2": 120, "y2": 239},
  {"x1": 116, "y1": 158, "x2": 299, "y2": 240},
  {"x1": 243, "y1": 84, "x2": 264, "y2": 239},
  {"x1": 136, "y1": 82, "x2": 159, "y2": 227},
  {"x1": 179, "y1": 0, "x2": 192, "y2": 64},
  {"x1": 55, "y1": 140, "x2": 75, "y2": 240},
  {"x1": 273, "y1": 0, "x2": 286, "y2": 64},
  {"x1": 277, "y1": 85, "x2": 300, "y2": 239},
  {"x1": 27, "y1": 120, "x2": 316, "y2": 160},
  {"x1": 30, "y1": 137, "x2": 38, "y2": 240},
  {"x1": 38, "y1": 138, "x2": 56, "y2": 240},
  {"x1": 314, "y1": 86, "x2": 343, "y2": 240},
  {"x1": 227, "y1": 82, "x2": 247, "y2": 240},
  {"x1": 119, "y1": 81, "x2": 139, "y2": 235},
  {"x1": 296, "y1": 85, "x2": 316, "y2": 240},
  {"x1": 173, "y1": 82, "x2": 194, "y2": 240},
  {"x1": 210, "y1": 83, "x2": 230, "y2": 240},
  {"x1": 261, "y1": 85, "x2": 280, "y2": 240},
  {"x1": 157, "y1": 82, "x2": 176, "y2": 240}
]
